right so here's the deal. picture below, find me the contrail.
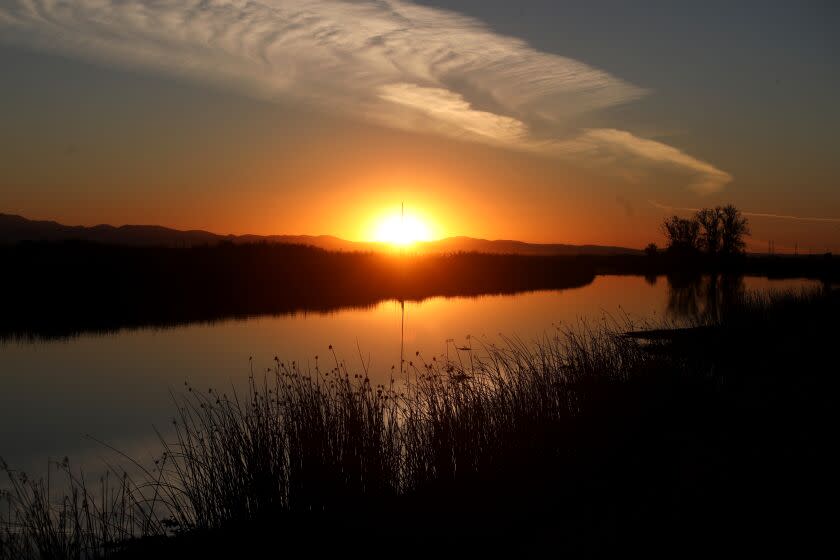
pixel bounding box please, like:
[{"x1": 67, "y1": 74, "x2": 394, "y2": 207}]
[{"x1": 649, "y1": 201, "x2": 840, "y2": 224}]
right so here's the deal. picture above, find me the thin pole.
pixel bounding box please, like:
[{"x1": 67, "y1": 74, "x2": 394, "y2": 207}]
[
  {"x1": 400, "y1": 299, "x2": 405, "y2": 386},
  {"x1": 400, "y1": 202, "x2": 407, "y2": 387}
]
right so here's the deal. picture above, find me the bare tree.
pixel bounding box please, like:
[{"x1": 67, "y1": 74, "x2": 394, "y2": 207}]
[
  {"x1": 720, "y1": 204, "x2": 750, "y2": 255},
  {"x1": 662, "y1": 216, "x2": 700, "y2": 254},
  {"x1": 658, "y1": 205, "x2": 749, "y2": 258},
  {"x1": 695, "y1": 207, "x2": 723, "y2": 255}
]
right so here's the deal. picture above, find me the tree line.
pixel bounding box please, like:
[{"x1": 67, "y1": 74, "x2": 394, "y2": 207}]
[{"x1": 648, "y1": 204, "x2": 750, "y2": 257}]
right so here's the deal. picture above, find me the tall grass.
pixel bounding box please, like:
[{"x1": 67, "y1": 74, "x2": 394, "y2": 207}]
[
  {"x1": 0, "y1": 456, "x2": 170, "y2": 559},
  {"x1": 2, "y1": 287, "x2": 835, "y2": 557}
]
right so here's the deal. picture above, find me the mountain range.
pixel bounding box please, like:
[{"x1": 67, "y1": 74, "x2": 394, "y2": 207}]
[{"x1": 0, "y1": 213, "x2": 640, "y2": 256}]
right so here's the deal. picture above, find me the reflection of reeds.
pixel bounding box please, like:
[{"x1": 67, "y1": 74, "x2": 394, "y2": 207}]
[{"x1": 2, "y1": 288, "x2": 836, "y2": 557}]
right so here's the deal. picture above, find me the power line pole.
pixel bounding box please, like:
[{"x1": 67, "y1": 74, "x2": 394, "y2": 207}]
[{"x1": 400, "y1": 201, "x2": 406, "y2": 386}]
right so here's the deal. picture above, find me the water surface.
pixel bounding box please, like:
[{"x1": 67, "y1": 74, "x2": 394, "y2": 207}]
[{"x1": 0, "y1": 275, "x2": 819, "y2": 473}]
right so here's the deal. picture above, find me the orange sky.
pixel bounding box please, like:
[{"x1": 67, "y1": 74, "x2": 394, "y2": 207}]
[
  {"x1": 3, "y1": 117, "x2": 839, "y2": 252},
  {"x1": 1, "y1": 1, "x2": 839, "y2": 253},
  {"x1": 4, "y1": 110, "x2": 837, "y2": 253}
]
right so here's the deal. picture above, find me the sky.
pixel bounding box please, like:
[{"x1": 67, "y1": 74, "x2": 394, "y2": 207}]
[{"x1": 1, "y1": 0, "x2": 838, "y2": 252}]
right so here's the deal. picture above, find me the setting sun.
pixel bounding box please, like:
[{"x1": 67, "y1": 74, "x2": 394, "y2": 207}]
[{"x1": 373, "y1": 213, "x2": 433, "y2": 246}]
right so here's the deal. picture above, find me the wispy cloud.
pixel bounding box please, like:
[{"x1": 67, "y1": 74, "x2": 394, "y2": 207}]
[
  {"x1": 378, "y1": 83, "x2": 528, "y2": 143},
  {"x1": 649, "y1": 201, "x2": 840, "y2": 223},
  {"x1": 0, "y1": 0, "x2": 731, "y2": 191},
  {"x1": 556, "y1": 129, "x2": 733, "y2": 194}
]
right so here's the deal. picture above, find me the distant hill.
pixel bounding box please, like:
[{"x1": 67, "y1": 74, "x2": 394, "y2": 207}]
[
  {"x1": 0, "y1": 213, "x2": 223, "y2": 247},
  {"x1": 0, "y1": 213, "x2": 641, "y2": 256}
]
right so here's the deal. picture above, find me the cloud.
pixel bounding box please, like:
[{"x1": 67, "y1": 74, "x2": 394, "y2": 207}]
[
  {"x1": 378, "y1": 83, "x2": 527, "y2": 143},
  {"x1": 649, "y1": 201, "x2": 840, "y2": 223},
  {"x1": 0, "y1": 1, "x2": 643, "y2": 121},
  {"x1": 0, "y1": 0, "x2": 731, "y2": 192},
  {"x1": 556, "y1": 129, "x2": 733, "y2": 194}
]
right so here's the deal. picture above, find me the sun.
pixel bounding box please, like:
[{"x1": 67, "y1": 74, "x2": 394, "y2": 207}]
[{"x1": 373, "y1": 214, "x2": 432, "y2": 246}]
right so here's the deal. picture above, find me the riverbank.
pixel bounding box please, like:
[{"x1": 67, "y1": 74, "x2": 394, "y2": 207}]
[{"x1": 1, "y1": 241, "x2": 837, "y2": 340}]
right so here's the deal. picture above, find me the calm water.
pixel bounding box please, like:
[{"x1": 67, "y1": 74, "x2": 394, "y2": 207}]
[{"x1": 0, "y1": 275, "x2": 819, "y2": 474}]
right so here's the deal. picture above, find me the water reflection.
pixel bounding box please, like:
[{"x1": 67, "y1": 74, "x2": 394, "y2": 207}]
[
  {"x1": 0, "y1": 275, "x2": 821, "y2": 475},
  {"x1": 664, "y1": 273, "x2": 830, "y2": 323},
  {"x1": 666, "y1": 273, "x2": 746, "y2": 322}
]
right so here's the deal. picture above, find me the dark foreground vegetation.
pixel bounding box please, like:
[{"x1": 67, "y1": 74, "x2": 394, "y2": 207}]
[
  {"x1": 1, "y1": 240, "x2": 837, "y2": 340},
  {"x1": 2, "y1": 287, "x2": 835, "y2": 557},
  {"x1": 0, "y1": 241, "x2": 595, "y2": 340}
]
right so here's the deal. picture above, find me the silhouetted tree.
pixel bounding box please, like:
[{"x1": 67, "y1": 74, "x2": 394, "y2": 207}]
[
  {"x1": 645, "y1": 243, "x2": 658, "y2": 257},
  {"x1": 662, "y1": 216, "x2": 700, "y2": 254},
  {"x1": 695, "y1": 207, "x2": 723, "y2": 255},
  {"x1": 720, "y1": 204, "x2": 750, "y2": 256},
  {"x1": 659, "y1": 205, "x2": 750, "y2": 258}
]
